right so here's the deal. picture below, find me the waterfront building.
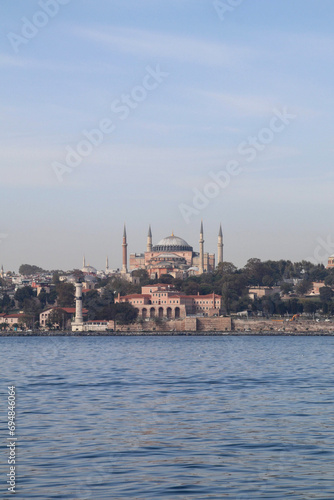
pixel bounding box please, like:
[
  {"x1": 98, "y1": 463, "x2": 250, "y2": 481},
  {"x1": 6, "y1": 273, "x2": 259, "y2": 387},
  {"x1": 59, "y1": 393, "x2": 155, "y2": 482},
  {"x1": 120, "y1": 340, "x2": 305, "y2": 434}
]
[
  {"x1": 115, "y1": 283, "x2": 222, "y2": 320},
  {"x1": 40, "y1": 306, "x2": 88, "y2": 329}
]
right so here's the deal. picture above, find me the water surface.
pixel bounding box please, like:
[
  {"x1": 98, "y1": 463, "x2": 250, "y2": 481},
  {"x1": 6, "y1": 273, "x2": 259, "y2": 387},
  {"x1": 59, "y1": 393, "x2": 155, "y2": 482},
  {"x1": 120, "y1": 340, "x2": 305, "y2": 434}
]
[{"x1": 1, "y1": 335, "x2": 334, "y2": 499}]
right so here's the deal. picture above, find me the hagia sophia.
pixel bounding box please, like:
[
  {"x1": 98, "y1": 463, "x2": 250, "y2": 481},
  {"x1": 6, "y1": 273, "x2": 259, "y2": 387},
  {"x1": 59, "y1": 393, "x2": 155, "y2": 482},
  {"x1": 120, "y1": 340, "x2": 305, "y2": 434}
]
[
  {"x1": 79, "y1": 222, "x2": 334, "y2": 282},
  {"x1": 122, "y1": 222, "x2": 224, "y2": 279},
  {"x1": 79, "y1": 222, "x2": 224, "y2": 282}
]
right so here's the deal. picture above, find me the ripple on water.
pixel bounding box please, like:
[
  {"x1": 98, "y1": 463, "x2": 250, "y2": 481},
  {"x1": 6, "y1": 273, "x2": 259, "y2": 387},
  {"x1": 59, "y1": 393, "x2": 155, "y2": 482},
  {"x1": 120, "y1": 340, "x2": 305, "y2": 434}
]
[{"x1": 1, "y1": 335, "x2": 334, "y2": 499}]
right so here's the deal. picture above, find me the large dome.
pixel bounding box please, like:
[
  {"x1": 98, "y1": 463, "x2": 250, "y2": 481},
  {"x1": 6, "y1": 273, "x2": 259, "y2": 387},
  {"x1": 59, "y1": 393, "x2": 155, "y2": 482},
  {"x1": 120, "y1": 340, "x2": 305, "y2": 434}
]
[{"x1": 153, "y1": 235, "x2": 193, "y2": 252}]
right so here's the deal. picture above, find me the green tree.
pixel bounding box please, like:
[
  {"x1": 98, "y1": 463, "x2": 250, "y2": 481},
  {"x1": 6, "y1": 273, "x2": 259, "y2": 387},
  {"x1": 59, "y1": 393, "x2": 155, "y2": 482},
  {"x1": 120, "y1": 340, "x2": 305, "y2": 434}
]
[
  {"x1": 221, "y1": 282, "x2": 239, "y2": 314},
  {"x1": 56, "y1": 283, "x2": 75, "y2": 307},
  {"x1": 0, "y1": 293, "x2": 11, "y2": 313},
  {"x1": 319, "y1": 286, "x2": 333, "y2": 303},
  {"x1": 262, "y1": 275, "x2": 275, "y2": 287},
  {"x1": 99, "y1": 302, "x2": 138, "y2": 324},
  {"x1": 22, "y1": 298, "x2": 42, "y2": 329},
  {"x1": 296, "y1": 280, "x2": 313, "y2": 296},
  {"x1": 159, "y1": 274, "x2": 174, "y2": 284},
  {"x1": 19, "y1": 264, "x2": 45, "y2": 275},
  {"x1": 280, "y1": 282, "x2": 294, "y2": 295},
  {"x1": 52, "y1": 272, "x2": 60, "y2": 285},
  {"x1": 38, "y1": 288, "x2": 48, "y2": 308},
  {"x1": 14, "y1": 286, "x2": 35, "y2": 308},
  {"x1": 46, "y1": 289, "x2": 57, "y2": 305},
  {"x1": 48, "y1": 309, "x2": 67, "y2": 329},
  {"x1": 304, "y1": 301, "x2": 318, "y2": 315}
]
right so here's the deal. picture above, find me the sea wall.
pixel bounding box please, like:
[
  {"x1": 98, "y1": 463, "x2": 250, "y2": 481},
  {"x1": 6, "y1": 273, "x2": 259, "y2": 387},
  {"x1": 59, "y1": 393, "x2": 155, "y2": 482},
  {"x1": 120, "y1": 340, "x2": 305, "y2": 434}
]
[
  {"x1": 115, "y1": 317, "x2": 232, "y2": 333},
  {"x1": 233, "y1": 318, "x2": 334, "y2": 334}
]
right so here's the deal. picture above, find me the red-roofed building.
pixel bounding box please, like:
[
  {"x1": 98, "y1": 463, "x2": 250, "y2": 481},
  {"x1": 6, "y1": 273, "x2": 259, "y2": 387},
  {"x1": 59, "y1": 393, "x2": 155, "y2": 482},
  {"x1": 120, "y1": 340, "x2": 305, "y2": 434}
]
[
  {"x1": 0, "y1": 313, "x2": 27, "y2": 328},
  {"x1": 115, "y1": 287, "x2": 222, "y2": 320},
  {"x1": 39, "y1": 307, "x2": 88, "y2": 328}
]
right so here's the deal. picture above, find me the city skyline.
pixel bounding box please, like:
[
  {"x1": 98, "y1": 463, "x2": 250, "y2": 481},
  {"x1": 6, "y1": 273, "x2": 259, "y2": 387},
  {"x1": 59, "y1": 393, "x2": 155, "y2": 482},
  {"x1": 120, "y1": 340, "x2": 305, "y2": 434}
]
[{"x1": 1, "y1": 1, "x2": 334, "y2": 271}]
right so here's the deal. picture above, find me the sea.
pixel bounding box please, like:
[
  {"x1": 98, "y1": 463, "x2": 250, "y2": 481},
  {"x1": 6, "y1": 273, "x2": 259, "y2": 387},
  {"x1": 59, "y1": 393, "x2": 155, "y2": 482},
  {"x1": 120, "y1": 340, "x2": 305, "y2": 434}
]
[{"x1": 1, "y1": 335, "x2": 334, "y2": 499}]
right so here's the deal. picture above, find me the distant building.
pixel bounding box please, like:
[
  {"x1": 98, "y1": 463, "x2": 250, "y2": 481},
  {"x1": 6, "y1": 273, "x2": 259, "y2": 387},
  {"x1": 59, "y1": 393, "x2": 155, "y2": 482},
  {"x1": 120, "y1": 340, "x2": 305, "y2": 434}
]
[
  {"x1": 248, "y1": 286, "x2": 281, "y2": 300},
  {"x1": 123, "y1": 222, "x2": 223, "y2": 280},
  {"x1": 307, "y1": 282, "x2": 326, "y2": 297},
  {"x1": 327, "y1": 255, "x2": 334, "y2": 269}
]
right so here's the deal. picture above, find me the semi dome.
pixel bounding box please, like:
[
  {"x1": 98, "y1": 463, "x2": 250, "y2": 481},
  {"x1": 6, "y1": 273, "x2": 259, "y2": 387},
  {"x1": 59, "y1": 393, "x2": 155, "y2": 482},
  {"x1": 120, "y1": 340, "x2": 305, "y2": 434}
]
[{"x1": 153, "y1": 235, "x2": 193, "y2": 252}]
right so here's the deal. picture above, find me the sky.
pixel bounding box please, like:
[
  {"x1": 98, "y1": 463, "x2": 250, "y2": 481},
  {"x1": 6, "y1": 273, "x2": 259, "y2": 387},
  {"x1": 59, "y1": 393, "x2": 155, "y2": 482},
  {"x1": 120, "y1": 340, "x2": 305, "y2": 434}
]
[{"x1": 1, "y1": 0, "x2": 334, "y2": 272}]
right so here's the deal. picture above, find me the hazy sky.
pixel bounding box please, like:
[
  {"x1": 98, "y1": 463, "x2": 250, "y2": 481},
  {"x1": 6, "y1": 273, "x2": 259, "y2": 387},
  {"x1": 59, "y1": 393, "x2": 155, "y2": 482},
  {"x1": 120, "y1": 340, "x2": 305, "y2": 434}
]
[{"x1": 1, "y1": 0, "x2": 334, "y2": 272}]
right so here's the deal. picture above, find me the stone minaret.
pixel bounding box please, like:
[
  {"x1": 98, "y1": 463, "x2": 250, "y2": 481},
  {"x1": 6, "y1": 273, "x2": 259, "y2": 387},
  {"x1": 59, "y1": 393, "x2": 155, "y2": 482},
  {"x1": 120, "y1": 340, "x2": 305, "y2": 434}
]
[
  {"x1": 199, "y1": 220, "x2": 204, "y2": 274},
  {"x1": 217, "y1": 224, "x2": 223, "y2": 266},
  {"x1": 83, "y1": 255, "x2": 86, "y2": 268},
  {"x1": 106, "y1": 256, "x2": 109, "y2": 273},
  {"x1": 74, "y1": 282, "x2": 83, "y2": 324},
  {"x1": 147, "y1": 225, "x2": 152, "y2": 252},
  {"x1": 122, "y1": 224, "x2": 128, "y2": 274}
]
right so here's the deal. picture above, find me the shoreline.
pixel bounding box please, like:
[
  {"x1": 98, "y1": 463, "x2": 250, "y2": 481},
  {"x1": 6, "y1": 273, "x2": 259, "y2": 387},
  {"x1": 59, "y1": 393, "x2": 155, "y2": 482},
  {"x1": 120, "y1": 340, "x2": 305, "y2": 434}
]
[{"x1": 1, "y1": 330, "x2": 334, "y2": 337}]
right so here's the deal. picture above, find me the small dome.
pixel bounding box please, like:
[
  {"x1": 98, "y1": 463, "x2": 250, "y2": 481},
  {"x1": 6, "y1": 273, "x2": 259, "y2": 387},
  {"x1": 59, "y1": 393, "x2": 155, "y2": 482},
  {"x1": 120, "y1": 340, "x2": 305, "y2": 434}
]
[
  {"x1": 83, "y1": 275, "x2": 97, "y2": 282},
  {"x1": 153, "y1": 235, "x2": 193, "y2": 252},
  {"x1": 82, "y1": 265, "x2": 97, "y2": 274}
]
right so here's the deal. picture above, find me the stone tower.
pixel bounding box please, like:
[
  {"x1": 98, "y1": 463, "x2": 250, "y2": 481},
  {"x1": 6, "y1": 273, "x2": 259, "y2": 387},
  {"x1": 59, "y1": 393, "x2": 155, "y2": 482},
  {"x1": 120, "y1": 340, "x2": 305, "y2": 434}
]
[
  {"x1": 122, "y1": 224, "x2": 128, "y2": 274},
  {"x1": 217, "y1": 224, "x2": 223, "y2": 266},
  {"x1": 147, "y1": 225, "x2": 152, "y2": 253},
  {"x1": 199, "y1": 220, "x2": 204, "y2": 274}
]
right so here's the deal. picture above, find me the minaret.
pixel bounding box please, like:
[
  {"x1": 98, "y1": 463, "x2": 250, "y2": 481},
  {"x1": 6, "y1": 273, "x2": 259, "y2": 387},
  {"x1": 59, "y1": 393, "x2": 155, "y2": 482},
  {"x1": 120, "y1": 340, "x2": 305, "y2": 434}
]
[
  {"x1": 217, "y1": 224, "x2": 223, "y2": 266},
  {"x1": 147, "y1": 225, "x2": 152, "y2": 253},
  {"x1": 199, "y1": 220, "x2": 204, "y2": 274},
  {"x1": 122, "y1": 224, "x2": 128, "y2": 274},
  {"x1": 74, "y1": 282, "x2": 83, "y2": 324},
  {"x1": 83, "y1": 255, "x2": 86, "y2": 268},
  {"x1": 106, "y1": 256, "x2": 109, "y2": 273}
]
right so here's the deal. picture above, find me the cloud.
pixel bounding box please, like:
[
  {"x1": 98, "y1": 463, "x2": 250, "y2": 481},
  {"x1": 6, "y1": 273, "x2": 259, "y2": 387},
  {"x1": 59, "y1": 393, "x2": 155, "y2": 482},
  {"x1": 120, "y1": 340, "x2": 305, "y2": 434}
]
[{"x1": 73, "y1": 26, "x2": 255, "y2": 67}]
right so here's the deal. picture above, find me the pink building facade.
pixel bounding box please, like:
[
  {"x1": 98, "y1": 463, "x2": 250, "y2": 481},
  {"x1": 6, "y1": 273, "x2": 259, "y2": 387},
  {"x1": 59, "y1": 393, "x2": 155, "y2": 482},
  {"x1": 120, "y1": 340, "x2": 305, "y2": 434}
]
[{"x1": 115, "y1": 284, "x2": 222, "y2": 320}]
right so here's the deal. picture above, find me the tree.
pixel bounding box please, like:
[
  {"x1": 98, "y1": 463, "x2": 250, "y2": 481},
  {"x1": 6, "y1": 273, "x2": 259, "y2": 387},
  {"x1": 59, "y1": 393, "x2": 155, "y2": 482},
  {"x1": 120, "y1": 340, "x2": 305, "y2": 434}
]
[
  {"x1": 304, "y1": 301, "x2": 318, "y2": 315},
  {"x1": 14, "y1": 286, "x2": 35, "y2": 308},
  {"x1": 216, "y1": 262, "x2": 237, "y2": 275},
  {"x1": 22, "y1": 298, "x2": 42, "y2": 329},
  {"x1": 99, "y1": 302, "x2": 138, "y2": 324},
  {"x1": 287, "y1": 298, "x2": 303, "y2": 315},
  {"x1": 280, "y1": 282, "x2": 294, "y2": 295},
  {"x1": 19, "y1": 264, "x2": 45, "y2": 276},
  {"x1": 56, "y1": 283, "x2": 75, "y2": 307},
  {"x1": 319, "y1": 286, "x2": 333, "y2": 303},
  {"x1": 0, "y1": 293, "x2": 12, "y2": 313},
  {"x1": 38, "y1": 288, "x2": 48, "y2": 308},
  {"x1": 46, "y1": 289, "x2": 57, "y2": 305},
  {"x1": 114, "y1": 303, "x2": 138, "y2": 324},
  {"x1": 276, "y1": 301, "x2": 287, "y2": 316},
  {"x1": 221, "y1": 282, "x2": 238, "y2": 314},
  {"x1": 325, "y1": 274, "x2": 334, "y2": 287},
  {"x1": 295, "y1": 280, "x2": 313, "y2": 296},
  {"x1": 48, "y1": 309, "x2": 67, "y2": 329},
  {"x1": 159, "y1": 274, "x2": 174, "y2": 284},
  {"x1": 52, "y1": 272, "x2": 60, "y2": 285},
  {"x1": 262, "y1": 275, "x2": 275, "y2": 287},
  {"x1": 244, "y1": 258, "x2": 268, "y2": 286}
]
